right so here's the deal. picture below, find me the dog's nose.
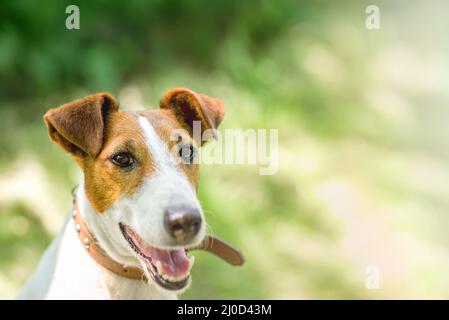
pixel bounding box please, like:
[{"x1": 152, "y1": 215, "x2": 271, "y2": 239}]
[{"x1": 164, "y1": 207, "x2": 202, "y2": 244}]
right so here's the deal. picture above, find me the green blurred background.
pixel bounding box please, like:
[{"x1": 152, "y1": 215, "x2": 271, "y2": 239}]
[{"x1": 1, "y1": 0, "x2": 449, "y2": 299}]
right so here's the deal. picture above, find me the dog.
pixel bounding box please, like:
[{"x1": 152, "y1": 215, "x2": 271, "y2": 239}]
[{"x1": 17, "y1": 87, "x2": 237, "y2": 299}]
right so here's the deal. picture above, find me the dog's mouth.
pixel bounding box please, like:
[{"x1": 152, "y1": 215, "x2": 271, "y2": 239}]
[{"x1": 119, "y1": 223, "x2": 193, "y2": 291}]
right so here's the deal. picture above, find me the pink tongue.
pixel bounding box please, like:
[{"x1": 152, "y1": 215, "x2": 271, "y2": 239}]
[
  {"x1": 149, "y1": 248, "x2": 190, "y2": 277},
  {"x1": 126, "y1": 226, "x2": 191, "y2": 277}
]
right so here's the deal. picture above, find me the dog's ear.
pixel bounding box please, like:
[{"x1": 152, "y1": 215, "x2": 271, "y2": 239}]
[
  {"x1": 160, "y1": 87, "x2": 224, "y2": 144},
  {"x1": 44, "y1": 93, "x2": 119, "y2": 158}
]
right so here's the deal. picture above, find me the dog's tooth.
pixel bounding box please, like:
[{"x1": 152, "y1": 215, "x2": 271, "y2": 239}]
[
  {"x1": 162, "y1": 273, "x2": 175, "y2": 282},
  {"x1": 156, "y1": 260, "x2": 163, "y2": 275},
  {"x1": 178, "y1": 274, "x2": 188, "y2": 281},
  {"x1": 188, "y1": 255, "x2": 195, "y2": 271},
  {"x1": 155, "y1": 257, "x2": 191, "y2": 282},
  {"x1": 160, "y1": 272, "x2": 188, "y2": 282}
]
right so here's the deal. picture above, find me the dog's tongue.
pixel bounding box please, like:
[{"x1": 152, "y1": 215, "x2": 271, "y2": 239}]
[
  {"x1": 125, "y1": 226, "x2": 191, "y2": 277},
  {"x1": 145, "y1": 247, "x2": 191, "y2": 277}
]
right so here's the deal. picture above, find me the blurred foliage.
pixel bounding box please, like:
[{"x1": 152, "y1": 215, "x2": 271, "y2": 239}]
[
  {"x1": 0, "y1": 0, "x2": 302, "y2": 97},
  {"x1": 1, "y1": 0, "x2": 449, "y2": 299}
]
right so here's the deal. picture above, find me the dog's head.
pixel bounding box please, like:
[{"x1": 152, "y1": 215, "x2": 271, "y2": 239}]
[{"x1": 44, "y1": 88, "x2": 224, "y2": 292}]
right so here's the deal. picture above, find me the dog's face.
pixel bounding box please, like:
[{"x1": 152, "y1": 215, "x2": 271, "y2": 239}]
[{"x1": 44, "y1": 88, "x2": 224, "y2": 292}]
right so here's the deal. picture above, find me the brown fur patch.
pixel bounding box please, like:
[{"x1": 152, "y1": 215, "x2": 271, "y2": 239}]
[
  {"x1": 160, "y1": 87, "x2": 225, "y2": 144},
  {"x1": 81, "y1": 111, "x2": 154, "y2": 213},
  {"x1": 44, "y1": 93, "x2": 119, "y2": 157}
]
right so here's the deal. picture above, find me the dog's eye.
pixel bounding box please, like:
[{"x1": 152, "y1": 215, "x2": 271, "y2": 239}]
[
  {"x1": 110, "y1": 152, "x2": 136, "y2": 168},
  {"x1": 178, "y1": 144, "x2": 196, "y2": 164}
]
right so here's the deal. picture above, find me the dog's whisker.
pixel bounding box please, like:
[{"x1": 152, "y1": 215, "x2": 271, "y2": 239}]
[{"x1": 205, "y1": 220, "x2": 216, "y2": 238}]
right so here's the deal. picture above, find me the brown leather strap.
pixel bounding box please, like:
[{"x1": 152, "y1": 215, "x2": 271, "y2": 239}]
[
  {"x1": 187, "y1": 235, "x2": 245, "y2": 266},
  {"x1": 72, "y1": 199, "x2": 245, "y2": 282},
  {"x1": 72, "y1": 201, "x2": 146, "y2": 280}
]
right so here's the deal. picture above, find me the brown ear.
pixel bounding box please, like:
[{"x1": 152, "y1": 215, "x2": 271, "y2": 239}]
[
  {"x1": 44, "y1": 93, "x2": 119, "y2": 158},
  {"x1": 160, "y1": 87, "x2": 225, "y2": 144}
]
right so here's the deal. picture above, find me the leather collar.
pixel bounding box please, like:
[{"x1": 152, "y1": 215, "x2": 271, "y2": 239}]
[{"x1": 71, "y1": 199, "x2": 244, "y2": 281}]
